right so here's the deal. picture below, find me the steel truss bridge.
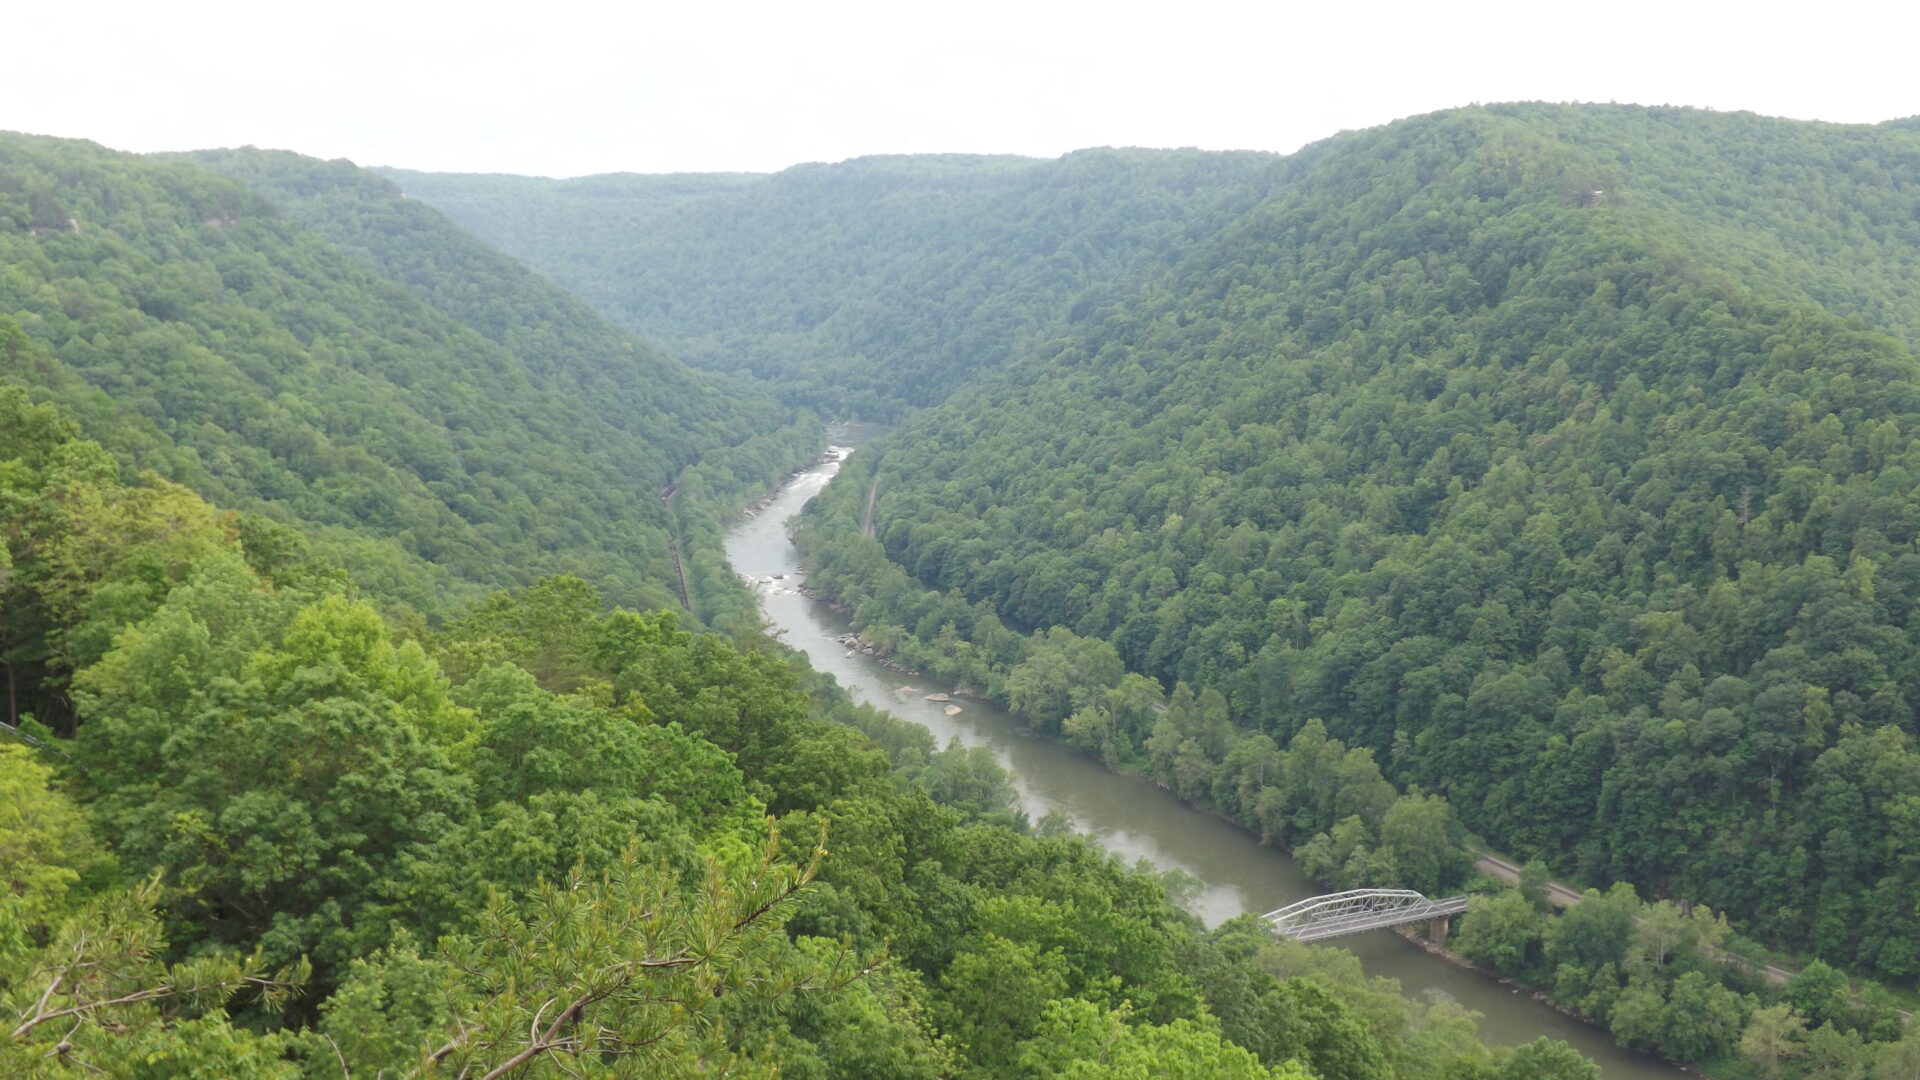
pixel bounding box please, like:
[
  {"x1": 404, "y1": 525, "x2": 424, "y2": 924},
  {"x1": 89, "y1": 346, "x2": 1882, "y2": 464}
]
[{"x1": 1262, "y1": 889, "x2": 1469, "y2": 943}]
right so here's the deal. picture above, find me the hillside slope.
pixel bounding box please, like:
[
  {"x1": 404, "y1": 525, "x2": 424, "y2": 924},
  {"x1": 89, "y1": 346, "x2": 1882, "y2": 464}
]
[
  {"x1": 383, "y1": 149, "x2": 1285, "y2": 417},
  {"x1": 10, "y1": 380, "x2": 1492, "y2": 1080},
  {"x1": 795, "y1": 105, "x2": 1920, "y2": 982},
  {"x1": 0, "y1": 276, "x2": 1577, "y2": 1080},
  {"x1": 0, "y1": 134, "x2": 813, "y2": 617}
]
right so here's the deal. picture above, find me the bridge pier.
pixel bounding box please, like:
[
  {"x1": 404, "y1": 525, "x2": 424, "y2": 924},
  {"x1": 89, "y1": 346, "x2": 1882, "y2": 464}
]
[{"x1": 1427, "y1": 916, "x2": 1450, "y2": 945}]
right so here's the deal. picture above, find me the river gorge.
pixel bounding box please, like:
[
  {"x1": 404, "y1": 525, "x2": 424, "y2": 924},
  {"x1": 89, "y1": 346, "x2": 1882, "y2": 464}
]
[{"x1": 724, "y1": 443, "x2": 1674, "y2": 1078}]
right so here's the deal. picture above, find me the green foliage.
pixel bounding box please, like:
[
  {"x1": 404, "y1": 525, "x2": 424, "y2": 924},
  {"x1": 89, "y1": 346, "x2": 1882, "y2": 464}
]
[
  {"x1": 455, "y1": 661, "x2": 756, "y2": 838},
  {"x1": 0, "y1": 380, "x2": 241, "y2": 730},
  {"x1": 1015, "y1": 998, "x2": 1311, "y2": 1079},
  {"x1": 917, "y1": 739, "x2": 1021, "y2": 821},
  {"x1": 0, "y1": 131, "x2": 1623, "y2": 1080},
  {"x1": 3, "y1": 400, "x2": 1557, "y2": 1077},
  {"x1": 1546, "y1": 883, "x2": 1642, "y2": 973},
  {"x1": 1657, "y1": 970, "x2": 1750, "y2": 1063},
  {"x1": 1495, "y1": 1037, "x2": 1601, "y2": 1080},
  {"x1": 435, "y1": 574, "x2": 605, "y2": 691},
  {"x1": 307, "y1": 934, "x2": 456, "y2": 1080},
  {"x1": 1262, "y1": 978, "x2": 1392, "y2": 1080},
  {"x1": 1454, "y1": 891, "x2": 1548, "y2": 976},
  {"x1": 1197, "y1": 915, "x2": 1596, "y2": 1080},
  {"x1": 1, "y1": 873, "x2": 306, "y2": 1078},
  {"x1": 786, "y1": 106, "x2": 1920, "y2": 994},
  {"x1": 1518, "y1": 860, "x2": 1553, "y2": 911},
  {"x1": 0, "y1": 135, "x2": 815, "y2": 619},
  {"x1": 0, "y1": 743, "x2": 111, "y2": 924},
  {"x1": 0, "y1": 753, "x2": 295, "y2": 1077},
  {"x1": 385, "y1": 150, "x2": 1285, "y2": 419},
  {"x1": 753, "y1": 938, "x2": 957, "y2": 1080},
  {"x1": 1008, "y1": 626, "x2": 1126, "y2": 733},
  {"x1": 935, "y1": 933, "x2": 1071, "y2": 1073},
  {"x1": 1801, "y1": 1022, "x2": 1873, "y2": 1080},
  {"x1": 74, "y1": 588, "x2": 475, "y2": 974},
  {"x1": 1741, "y1": 1003, "x2": 1808, "y2": 1079},
  {"x1": 424, "y1": 830, "x2": 850, "y2": 1080},
  {"x1": 1873, "y1": 1029, "x2": 1920, "y2": 1080},
  {"x1": 1790, "y1": 960, "x2": 1859, "y2": 1032}
]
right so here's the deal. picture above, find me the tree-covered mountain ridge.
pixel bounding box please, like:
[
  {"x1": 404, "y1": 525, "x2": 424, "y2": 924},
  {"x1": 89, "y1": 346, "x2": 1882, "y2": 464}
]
[
  {"x1": 380, "y1": 148, "x2": 1290, "y2": 418},
  {"x1": 0, "y1": 132, "x2": 816, "y2": 625},
  {"x1": 791, "y1": 103, "x2": 1920, "y2": 997}
]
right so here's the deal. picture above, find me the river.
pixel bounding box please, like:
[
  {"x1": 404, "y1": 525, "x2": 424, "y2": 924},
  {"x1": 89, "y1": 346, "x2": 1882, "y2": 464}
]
[{"x1": 723, "y1": 443, "x2": 1673, "y2": 1078}]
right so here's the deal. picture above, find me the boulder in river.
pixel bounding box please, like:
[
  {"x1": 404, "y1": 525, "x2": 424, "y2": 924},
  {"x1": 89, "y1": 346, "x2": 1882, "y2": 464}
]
[
  {"x1": 944, "y1": 704, "x2": 963, "y2": 716},
  {"x1": 924, "y1": 693, "x2": 950, "y2": 702}
]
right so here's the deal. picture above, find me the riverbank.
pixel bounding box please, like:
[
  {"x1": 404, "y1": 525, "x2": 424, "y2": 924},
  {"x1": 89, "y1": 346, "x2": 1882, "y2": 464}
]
[
  {"x1": 1390, "y1": 929, "x2": 1722, "y2": 1078},
  {"x1": 803, "y1": 583, "x2": 1768, "y2": 1071},
  {"x1": 806, "y1": 554, "x2": 1920, "y2": 1068},
  {"x1": 730, "y1": 449, "x2": 1680, "y2": 1077}
]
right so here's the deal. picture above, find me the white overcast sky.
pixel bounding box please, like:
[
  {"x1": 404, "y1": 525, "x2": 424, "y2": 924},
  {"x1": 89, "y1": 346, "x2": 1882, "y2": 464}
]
[{"x1": 9, "y1": 0, "x2": 1917, "y2": 177}]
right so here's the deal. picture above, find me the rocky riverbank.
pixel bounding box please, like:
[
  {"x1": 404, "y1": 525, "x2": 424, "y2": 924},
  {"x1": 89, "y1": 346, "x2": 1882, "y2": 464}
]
[{"x1": 830, "y1": 631, "x2": 922, "y2": 676}]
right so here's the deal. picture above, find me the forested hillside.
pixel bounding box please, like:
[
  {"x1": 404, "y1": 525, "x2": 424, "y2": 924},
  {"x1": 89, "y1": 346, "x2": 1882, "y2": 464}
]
[
  {"x1": 793, "y1": 102, "x2": 1920, "y2": 1006},
  {"x1": 0, "y1": 122, "x2": 1618, "y2": 1080},
  {"x1": 383, "y1": 150, "x2": 1284, "y2": 418},
  {"x1": 0, "y1": 378, "x2": 1600, "y2": 1077},
  {"x1": 0, "y1": 133, "x2": 814, "y2": 621},
  {"x1": 18, "y1": 102, "x2": 1920, "y2": 1076}
]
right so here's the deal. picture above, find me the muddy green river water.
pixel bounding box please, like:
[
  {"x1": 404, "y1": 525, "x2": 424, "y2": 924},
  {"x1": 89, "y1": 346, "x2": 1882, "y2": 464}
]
[{"x1": 723, "y1": 444, "x2": 1674, "y2": 1078}]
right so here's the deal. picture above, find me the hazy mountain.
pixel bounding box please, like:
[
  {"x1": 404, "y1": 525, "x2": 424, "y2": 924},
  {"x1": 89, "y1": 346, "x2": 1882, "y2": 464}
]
[{"x1": 383, "y1": 149, "x2": 1285, "y2": 418}]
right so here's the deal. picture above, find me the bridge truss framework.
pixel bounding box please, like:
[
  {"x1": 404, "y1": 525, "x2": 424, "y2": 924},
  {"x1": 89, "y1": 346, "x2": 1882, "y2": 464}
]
[{"x1": 1262, "y1": 888, "x2": 1470, "y2": 943}]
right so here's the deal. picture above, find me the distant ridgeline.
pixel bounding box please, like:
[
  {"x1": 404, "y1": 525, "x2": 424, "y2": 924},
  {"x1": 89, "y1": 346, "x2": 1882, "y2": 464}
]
[
  {"x1": 381, "y1": 149, "x2": 1287, "y2": 419},
  {"x1": 0, "y1": 133, "x2": 817, "y2": 623},
  {"x1": 776, "y1": 105, "x2": 1920, "y2": 988}
]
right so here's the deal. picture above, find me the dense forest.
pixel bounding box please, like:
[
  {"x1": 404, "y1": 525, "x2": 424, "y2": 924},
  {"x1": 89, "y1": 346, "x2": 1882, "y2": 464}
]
[
  {"x1": 381, "y1": 150, "x2": 1285, "y2": 419},
  {"x1": 16, "y1": 101, "x2": 1920, "y2": 1077},
  {"x1": 736, "y1": 106, "x2": 1920, "y2": 1069},
  {"x1": 0, "y1": 128, "x2": 1614, "y2": 1076},
  {"x1": 0, "y1": 360, "x2": 1594, "y2": 1076},
  {"x1": 0, "y1": 133, "x2": 816, "y2": 625}
]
